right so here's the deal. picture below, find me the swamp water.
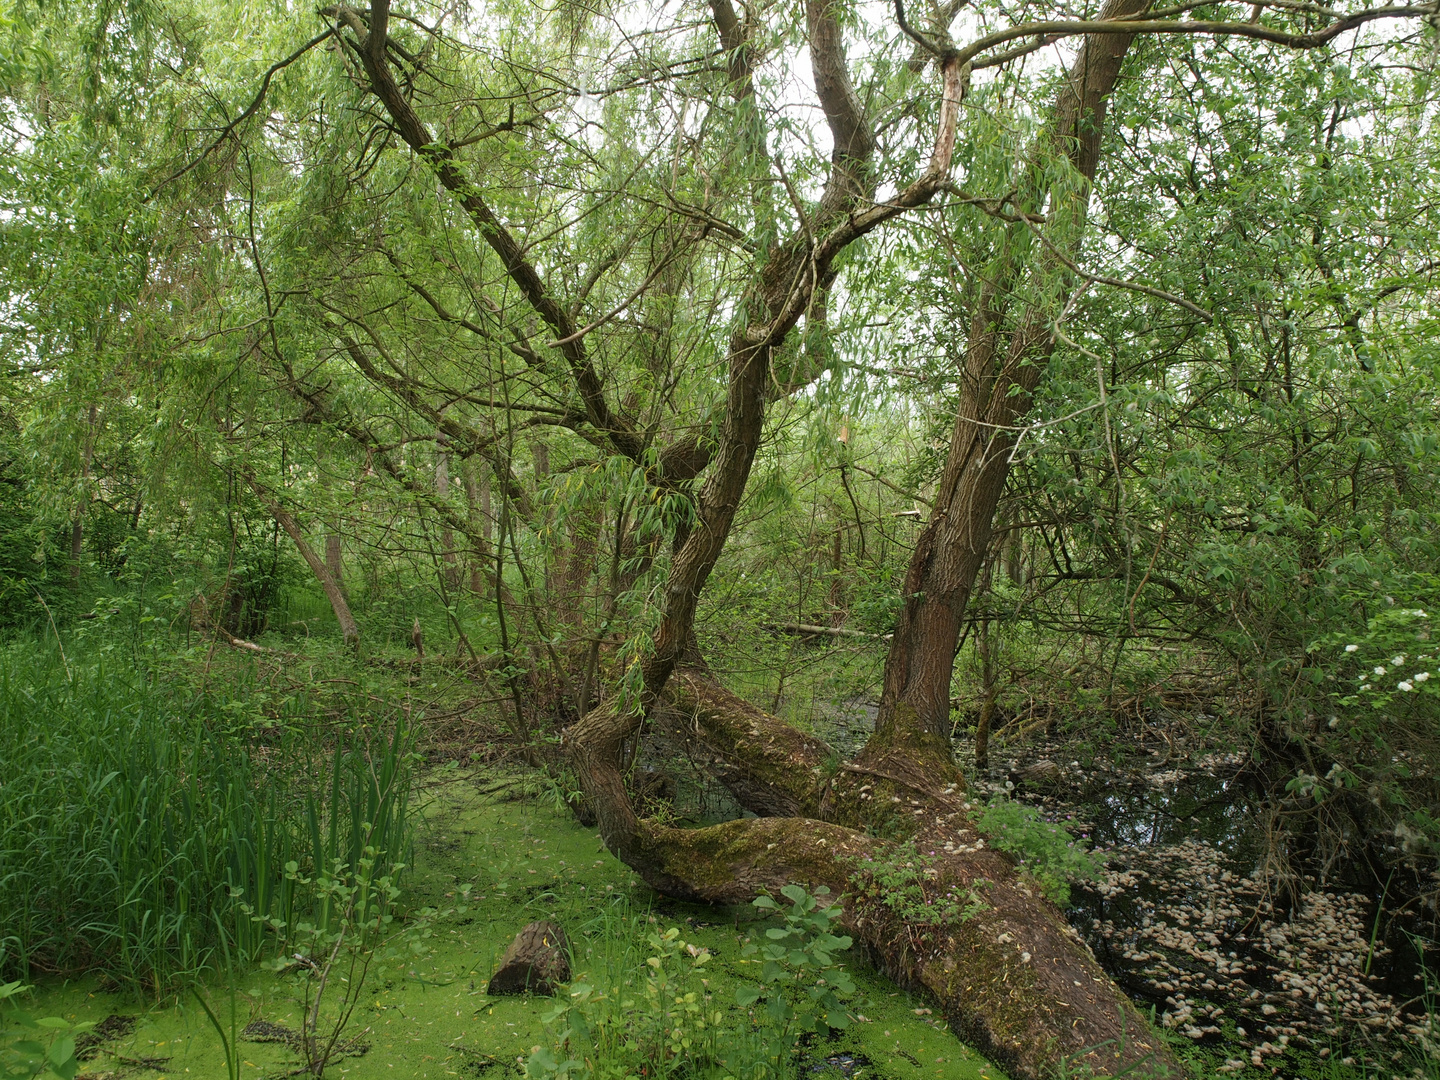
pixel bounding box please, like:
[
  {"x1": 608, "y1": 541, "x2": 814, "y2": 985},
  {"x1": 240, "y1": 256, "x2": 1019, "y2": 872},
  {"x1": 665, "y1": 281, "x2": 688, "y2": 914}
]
[
  {"x1": 980, "y1": 747, "x2": 1439, "y2": 1079},
  {"x1": 12, "y1": 768, "x2": 998, "y2": 1080}
]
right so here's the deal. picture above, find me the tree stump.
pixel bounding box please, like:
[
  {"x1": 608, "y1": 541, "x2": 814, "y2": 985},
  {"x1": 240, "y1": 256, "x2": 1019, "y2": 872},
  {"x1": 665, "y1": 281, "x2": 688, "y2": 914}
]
[{"x1": 487, "y1": 921, "x2": 570, "y2": 996}]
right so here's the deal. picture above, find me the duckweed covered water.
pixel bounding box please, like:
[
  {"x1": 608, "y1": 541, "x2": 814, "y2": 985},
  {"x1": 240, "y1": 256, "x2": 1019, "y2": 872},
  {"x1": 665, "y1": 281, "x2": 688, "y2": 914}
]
[{"x1": 16, "y1": 768, "x2": 1001, "y2": 1080}]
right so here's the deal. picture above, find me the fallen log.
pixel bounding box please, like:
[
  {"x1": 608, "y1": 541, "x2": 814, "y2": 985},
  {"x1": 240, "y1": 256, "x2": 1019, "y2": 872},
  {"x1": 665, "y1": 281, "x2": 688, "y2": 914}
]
[
  {"x1": 487, "y1": 921, "x2": 570, "y2": 996},
  {"x1": 762, "y1": 621, "x2": 889, "y2": 641},
  {"x1": 567, "y1": 675, "x2": 1181, "y2": 1080}
]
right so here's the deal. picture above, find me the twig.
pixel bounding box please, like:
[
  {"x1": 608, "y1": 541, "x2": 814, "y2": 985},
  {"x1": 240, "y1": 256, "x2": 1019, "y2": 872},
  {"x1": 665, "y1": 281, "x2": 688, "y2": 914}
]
[{"x1": 34, "y1": 589, "x2": 70, "y2": 681}]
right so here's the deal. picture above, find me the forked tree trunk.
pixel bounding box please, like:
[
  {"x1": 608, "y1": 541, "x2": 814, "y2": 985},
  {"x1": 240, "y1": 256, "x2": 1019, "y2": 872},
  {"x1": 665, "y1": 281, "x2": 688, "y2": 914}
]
[
  {"x1": 566, "y1": 5, "x2": 1172, "y2": 1078},
  {"x1": 573, "y1": 669, "x2": 1173, "y2": 1080},
  {"x1": 339, "y1": 1, "x2": 1165, "y2": 1074}
]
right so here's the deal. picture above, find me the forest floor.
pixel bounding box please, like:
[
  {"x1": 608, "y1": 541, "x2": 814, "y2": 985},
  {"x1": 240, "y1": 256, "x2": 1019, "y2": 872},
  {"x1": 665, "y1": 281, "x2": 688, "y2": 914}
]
[
  {"x1": 26, "y1": 763, "x2": 997, "y2": 1080},
  {"x1": 14, "y1": 651, "x2": 1438, "y2": 1080}
]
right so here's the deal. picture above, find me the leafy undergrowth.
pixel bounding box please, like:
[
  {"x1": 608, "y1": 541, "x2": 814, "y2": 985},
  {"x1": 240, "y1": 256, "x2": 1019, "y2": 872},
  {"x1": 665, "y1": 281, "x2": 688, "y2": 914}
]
[{"x1": 17, "y1": 766, "x2": 999, "y2": 1080}]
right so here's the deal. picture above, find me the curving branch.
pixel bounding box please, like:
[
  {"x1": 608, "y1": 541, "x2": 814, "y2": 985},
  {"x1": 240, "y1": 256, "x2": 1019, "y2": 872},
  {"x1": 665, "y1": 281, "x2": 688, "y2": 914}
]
[
  {"x1": 808, "y1": 0, "x2": 878, "y2": 217},
  {"x1": 894, "y1": 0, "x2": 945, "y2": 57},
  {"x1": 154, "y1": 28, "x2": 336, "y2": 192},
  {"x1": 324, "y1": 3, "x2": 648, "y2": 468},
  {"x1": 951, "y1": 4, "x2": 1431, "y2": 70}
]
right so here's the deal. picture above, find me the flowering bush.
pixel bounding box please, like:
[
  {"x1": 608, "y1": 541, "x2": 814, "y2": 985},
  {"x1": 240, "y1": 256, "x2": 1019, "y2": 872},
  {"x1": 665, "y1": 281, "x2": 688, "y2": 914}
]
[
  {"x1": 1307, "y1": 597, "x2": 1440, "y2": 862},
  {"x1": 1329, "y1": 606, "x2": 1438, "y2": 708}
]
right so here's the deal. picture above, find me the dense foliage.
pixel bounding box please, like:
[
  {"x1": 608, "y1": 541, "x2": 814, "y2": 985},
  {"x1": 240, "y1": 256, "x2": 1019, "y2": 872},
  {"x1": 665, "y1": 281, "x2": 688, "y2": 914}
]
[{"x1": 0, "y1": 0, "x2": 1437, "y2": 981}]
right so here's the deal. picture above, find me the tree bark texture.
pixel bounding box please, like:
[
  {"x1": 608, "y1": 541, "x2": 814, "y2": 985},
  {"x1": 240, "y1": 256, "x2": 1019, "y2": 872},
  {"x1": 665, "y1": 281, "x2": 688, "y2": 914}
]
[
  {"x1": 875, "y1": 0, "x2": 1150, "y2": 747},
  {"x1": 487, "y1": 921, "x2": 570, "y2": 996},
  {"x1": 568, "y1": 669, "x2": 1173, "y2": 1079}
]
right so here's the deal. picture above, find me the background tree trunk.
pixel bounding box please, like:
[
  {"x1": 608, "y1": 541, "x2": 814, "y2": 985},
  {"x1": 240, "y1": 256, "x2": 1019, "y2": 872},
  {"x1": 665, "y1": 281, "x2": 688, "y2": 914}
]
[
  {"x1": 463, "y1": 460, "x2": 489, "y2": 596},
  {"x1": 70, "y1": 403, "x2": 98, "y2": 584},
  {"x1": 249, "y1": 481, "x2": 360, "y2": 650},
  {"x1": 436, "y1": 444, "x2": 459, "y2": 588},
  {"x1": 874, "y1": 0, "x2": 1148, "y2": 751},
  {"x1": 325, "y1": 531, "x2": 346, "y2": 598}
]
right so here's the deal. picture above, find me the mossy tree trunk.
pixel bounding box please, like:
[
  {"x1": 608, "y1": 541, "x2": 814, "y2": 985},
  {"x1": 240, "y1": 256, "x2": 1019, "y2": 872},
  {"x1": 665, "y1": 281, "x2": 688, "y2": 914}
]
[
  {"x1": 565, "y1": 3, "x2": 1176, "y2": 1077},
  {"x1": 571, "y1": 666, "x2": 1174, "y2": 1080},
  {"x1": 337, "y1": 0, "x2": 1169, "y2": 1074}
]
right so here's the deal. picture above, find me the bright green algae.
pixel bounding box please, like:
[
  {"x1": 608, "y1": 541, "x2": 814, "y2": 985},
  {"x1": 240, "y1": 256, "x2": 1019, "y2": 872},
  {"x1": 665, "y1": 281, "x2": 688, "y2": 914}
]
[{"x1": 19, "y1": 767, "x2": 999, "y2": 1080}]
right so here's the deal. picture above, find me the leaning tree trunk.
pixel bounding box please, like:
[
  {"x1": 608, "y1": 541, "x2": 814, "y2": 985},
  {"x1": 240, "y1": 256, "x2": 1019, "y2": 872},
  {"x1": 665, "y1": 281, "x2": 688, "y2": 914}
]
[
  {"x1": 248, "y1": 480, "x2": 361, "y2": 650},
  {"x1": 875, "y1": 0, "x2": 1143, "y2": 752},
  {"x1": 573, "y1": 667, "x2": 1174, "y2": 1079},
  {"x1": 332, "y1": 0, "x2": 1167, "y2": 1074},
  {"x1": 566, "y1": 3, "x2": 1174, "y2": 1078}
]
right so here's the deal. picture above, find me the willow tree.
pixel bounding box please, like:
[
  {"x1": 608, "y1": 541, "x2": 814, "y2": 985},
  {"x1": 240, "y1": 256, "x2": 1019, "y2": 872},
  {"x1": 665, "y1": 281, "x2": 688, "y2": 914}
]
[{"x1": 139, "y1": 0, "x2": 1434, "y2": 1074}]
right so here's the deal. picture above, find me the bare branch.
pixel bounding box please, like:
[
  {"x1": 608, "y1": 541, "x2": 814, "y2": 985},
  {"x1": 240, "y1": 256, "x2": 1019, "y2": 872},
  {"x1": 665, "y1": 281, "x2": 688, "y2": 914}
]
[{"x1": 954, "y1": 5, "x2": 1431, "y2": 70}]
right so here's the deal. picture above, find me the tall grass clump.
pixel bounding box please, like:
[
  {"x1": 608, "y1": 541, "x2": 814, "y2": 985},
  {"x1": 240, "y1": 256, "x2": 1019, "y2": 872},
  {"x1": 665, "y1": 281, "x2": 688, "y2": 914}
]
[{"x1": 0, "y1": 641, "x2": 414, "y2": 995}]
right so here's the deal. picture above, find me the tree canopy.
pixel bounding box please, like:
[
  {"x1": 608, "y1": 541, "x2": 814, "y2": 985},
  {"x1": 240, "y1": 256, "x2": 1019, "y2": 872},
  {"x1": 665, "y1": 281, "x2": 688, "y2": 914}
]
[{"x1": 2, "y1": 0, "x2": 1438, "y2": 1074}]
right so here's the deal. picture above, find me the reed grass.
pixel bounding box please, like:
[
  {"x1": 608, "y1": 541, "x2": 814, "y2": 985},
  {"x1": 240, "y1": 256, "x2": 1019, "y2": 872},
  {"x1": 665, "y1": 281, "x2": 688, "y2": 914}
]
[{"x1": 0, "y1": 641, "x2": 413, "y2": 995}]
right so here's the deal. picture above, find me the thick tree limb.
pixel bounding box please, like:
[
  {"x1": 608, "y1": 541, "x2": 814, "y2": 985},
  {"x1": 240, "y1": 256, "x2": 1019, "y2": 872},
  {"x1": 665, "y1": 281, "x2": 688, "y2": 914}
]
[{"x1": 327, "y1": 3, "x2": 647, "y2": 466}]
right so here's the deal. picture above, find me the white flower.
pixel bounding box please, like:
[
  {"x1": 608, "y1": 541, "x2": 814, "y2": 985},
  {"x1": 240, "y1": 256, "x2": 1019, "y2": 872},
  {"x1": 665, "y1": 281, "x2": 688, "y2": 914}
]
[
  {"x1": 1345, "y1": 644, "x2": 1359, "y2": 653},
  {"x1": 1392, "y1": 655, "x2": 1406, "y2": 665},
  {"x1": 1398, "y1": 681, "x2": 1414, "y2": 692},
  {"x1": 1374, "y1": 666, "x2": 1388, "y2": 676},
  {"x1": 1328, "y1": 717, "x2": 1340, "y2": 729},
  {"x1": 1416, "y1": 672, "x2": 1431, "y2": 683}
]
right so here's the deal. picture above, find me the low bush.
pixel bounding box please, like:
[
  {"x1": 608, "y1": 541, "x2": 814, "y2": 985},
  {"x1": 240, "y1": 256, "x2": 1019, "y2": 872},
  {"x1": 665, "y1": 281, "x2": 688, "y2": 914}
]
[
  {"x1": 527, "y1": 885, "x2": 856, "y2": 1080},
  {"x1": 978, "y1": 795, "x2": 1103, "y2": 907}
]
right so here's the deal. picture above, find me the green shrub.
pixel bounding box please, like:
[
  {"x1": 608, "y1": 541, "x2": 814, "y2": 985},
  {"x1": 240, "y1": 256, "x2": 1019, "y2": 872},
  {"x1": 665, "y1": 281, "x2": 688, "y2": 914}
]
[
  {"x1": 977, "y1": 796, "x2": 1103, "y2": 907},
  {"x1": 0, "y1": 981, "x2": 90, "y2": 1080},
  {"x1": 845, "y1": 843, "x2": 989, "y2": 930},
  {"x1": 527, "y1": 885, "x2": 855, "y2": 1080}
]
